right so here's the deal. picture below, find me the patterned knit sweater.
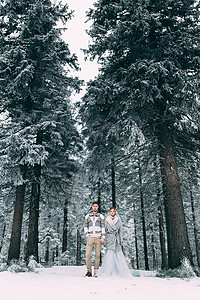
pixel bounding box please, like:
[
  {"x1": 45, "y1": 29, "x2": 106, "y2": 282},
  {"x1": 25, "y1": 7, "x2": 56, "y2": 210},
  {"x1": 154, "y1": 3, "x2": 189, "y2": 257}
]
[{"x1": 84, "y1": 212, "x2": 105, "y2": 239}]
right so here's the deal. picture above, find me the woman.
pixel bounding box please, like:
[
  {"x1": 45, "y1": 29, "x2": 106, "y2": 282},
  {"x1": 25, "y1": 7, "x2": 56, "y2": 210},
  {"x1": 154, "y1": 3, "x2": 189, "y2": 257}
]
[{"x1": 100, "y1": 207, "x2": 132, "y2": 277}]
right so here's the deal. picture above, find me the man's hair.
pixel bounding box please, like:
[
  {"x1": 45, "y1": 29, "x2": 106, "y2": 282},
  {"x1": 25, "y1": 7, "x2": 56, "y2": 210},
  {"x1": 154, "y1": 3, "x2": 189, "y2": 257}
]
[
  {"x1": 92, "y1": 201, "x2": 99, "y2": 206},
  {"x1": 109, "y1": 207, "x2": 116, "y2": 211}
]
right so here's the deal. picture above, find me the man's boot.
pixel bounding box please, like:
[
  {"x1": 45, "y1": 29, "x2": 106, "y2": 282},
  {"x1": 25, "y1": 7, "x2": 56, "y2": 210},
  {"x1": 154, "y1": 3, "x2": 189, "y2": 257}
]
[{"x1": 85, "y1": 271, "x2": 92, "y2": 277}]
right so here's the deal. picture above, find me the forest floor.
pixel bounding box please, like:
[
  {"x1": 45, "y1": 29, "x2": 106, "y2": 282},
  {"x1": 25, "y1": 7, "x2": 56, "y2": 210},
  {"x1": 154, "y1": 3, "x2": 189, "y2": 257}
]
[{"x1": 0, "y1": 265, "x2": 200, "y2": 300}]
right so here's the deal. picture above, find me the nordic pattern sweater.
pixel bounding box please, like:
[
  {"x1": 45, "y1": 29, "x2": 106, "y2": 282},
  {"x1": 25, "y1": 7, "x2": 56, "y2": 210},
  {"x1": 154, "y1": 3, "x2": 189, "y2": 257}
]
[{"x1": 84, "y1": 212, "x2": 105, "y2": 239}]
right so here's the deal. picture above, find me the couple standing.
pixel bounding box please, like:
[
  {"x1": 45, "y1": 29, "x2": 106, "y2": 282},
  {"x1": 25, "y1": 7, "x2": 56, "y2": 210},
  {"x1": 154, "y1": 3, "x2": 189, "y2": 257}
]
[{"x1": 84, "y1": 201, "x2": 132, "y2": 277}]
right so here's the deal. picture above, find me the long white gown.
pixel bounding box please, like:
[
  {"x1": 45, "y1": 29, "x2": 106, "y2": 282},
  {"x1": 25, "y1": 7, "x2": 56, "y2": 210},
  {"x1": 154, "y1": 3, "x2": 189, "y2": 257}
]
[{"x1": 100, "y1": 215, "x2": 132, "y2": 278}]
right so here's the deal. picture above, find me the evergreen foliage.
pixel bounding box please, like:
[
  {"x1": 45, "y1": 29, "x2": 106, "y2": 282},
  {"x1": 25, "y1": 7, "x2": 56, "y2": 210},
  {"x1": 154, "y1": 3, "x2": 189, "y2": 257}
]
[
  {"x1": 81, "y1": 0, "x2": 200, "y2": 268},
  {"x1": 157, "y1": 257, "x2": 196, "y2": 278},
  {"x1": 0, "y1": 0, "x2": 82, "y2": 263},
  {"x1": 0, "y1": 0, "x2": 199, "y2": 272}
]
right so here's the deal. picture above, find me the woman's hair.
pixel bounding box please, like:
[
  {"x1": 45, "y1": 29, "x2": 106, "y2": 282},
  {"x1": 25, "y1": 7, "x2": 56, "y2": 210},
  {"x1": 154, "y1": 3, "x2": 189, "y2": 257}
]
[{"x1": 109, "y1": 207, "x2": 116, "y2": 211}]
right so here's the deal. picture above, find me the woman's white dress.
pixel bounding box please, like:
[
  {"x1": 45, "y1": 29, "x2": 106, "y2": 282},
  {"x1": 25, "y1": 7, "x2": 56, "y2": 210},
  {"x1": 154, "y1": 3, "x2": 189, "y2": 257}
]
[{"x1": 100, "y1": 215, "x2": 132, "y2": 277}]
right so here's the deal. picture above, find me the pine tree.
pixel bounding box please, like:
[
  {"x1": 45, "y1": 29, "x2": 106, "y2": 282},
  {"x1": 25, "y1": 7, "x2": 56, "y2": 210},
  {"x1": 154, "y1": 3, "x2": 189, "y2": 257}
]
[
  {"x1": 1, "y1": 0, "x2": 81, "y2": 262},
  {"x1": 84, "y1": 0, "x2": 200, "y2": 268}
]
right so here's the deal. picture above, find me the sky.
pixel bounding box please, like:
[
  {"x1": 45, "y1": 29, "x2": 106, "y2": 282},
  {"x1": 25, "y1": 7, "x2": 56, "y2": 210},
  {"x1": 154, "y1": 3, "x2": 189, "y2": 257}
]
[{"x1": 61, "y1": 0, "x2": 99, "y2": 99}]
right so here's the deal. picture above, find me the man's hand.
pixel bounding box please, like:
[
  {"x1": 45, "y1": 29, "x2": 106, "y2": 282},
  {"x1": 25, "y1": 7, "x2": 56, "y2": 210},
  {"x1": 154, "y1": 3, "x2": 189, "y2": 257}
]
[
  {"x1": 100, "y1": 238, "x2": 104, "y2": 244},
  {"x1": 120, "y1": 242, "x2": 123, "y2": 246}
]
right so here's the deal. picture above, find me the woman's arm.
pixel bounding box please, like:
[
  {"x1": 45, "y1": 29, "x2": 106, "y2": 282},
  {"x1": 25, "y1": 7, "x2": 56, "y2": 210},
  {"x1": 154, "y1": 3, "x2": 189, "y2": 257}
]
[{"x1": 118, "y1": 219, "x2": 123, "y2": 244}]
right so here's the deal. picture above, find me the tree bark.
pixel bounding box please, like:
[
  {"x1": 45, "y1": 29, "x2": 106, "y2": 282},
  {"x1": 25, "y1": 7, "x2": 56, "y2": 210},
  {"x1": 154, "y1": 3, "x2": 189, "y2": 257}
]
[
  {"x1": 26, "y1": 132, "x2": 42, "y2": 262},
  {"x1": 0, "y1": 224, "x2": 6, "y2": 254},
  {"x1": 52, "y1": 251, "x2": 55, "y2": 263},
  {"x1": 158, "y1": 205, "x2": 168, "y2": 269},
  {"x1": 7, "y1": 164, "x2": 27, "y2": 262},
  {"x1": 45, "y1": 237, "x2": 50, "y2": 264},
  {"x1": 26, "y1": 164, "x2": 41, "y2": 262},
  {"x1": 157, "y1": 122, "x2": 193, "y2": 269},
  {"x1": 134, "y1": 218, "x2": 140, "y2": 269},
  {"x1": 76, "y1": 229, "x2": 82, "y2": 266},
  {"x1": 56, "y1": 221, "x2": 60, "y2": 258},
  {"x1": 189, "y1": 180, "x2": 200, "y2": 267},
  {"x1": 62, "y1": 196, "x2": 68, "y2": 253},
  {"x1": 154, "y1": 158, "x2": 168, "y2": 269},
  {"x1": 138, "y1": 153, "x2": 149, "y2": 270},
  {"x1": 56, "y1": 245, "x2": 59, "y2": 258},
  {"x1": 97, "y1": 177, "x2": 102, "y2": 264},
  {"x1": 150, "y1": 224, "x2": 157, "y2": 269},
  {"x1": 97, "y1": 177, "x2": 101, "y2": 213},
  {"x1": 111, "y1": 156, "x2": 116, "y2": 208}
]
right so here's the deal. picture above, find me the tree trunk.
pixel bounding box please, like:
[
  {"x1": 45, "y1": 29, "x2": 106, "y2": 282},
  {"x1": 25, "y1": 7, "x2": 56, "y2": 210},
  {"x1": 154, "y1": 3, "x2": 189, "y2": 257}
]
[
  {"x1": 138, "y1": 154, "x2": 149, "y2": 270},
  {"x1": 26, "y1": 132, "x2": 42, "y2": 262},
  {"x1": 56, "y1": 245, "x2": 59, "y2": 258},
  {"x1": 157, "y1": 122, "x2": 193, "y2": 269},
  {"x1": 0, "y1": 224, "x2": 6, "y2": 253},
  {"x1": 158, "y1": 205, "x2": 168, "y2": 269},
  {"x1": 7, "y1": 165, "x2": 27, "y2": 262},
  {"x1": 134, "y1": 218, "x2": 140, "y2": 269},
  {"x1": 56, "y1": 221, "x2": 60, "y2": 258},
  {"x1": 97, "y1": 177, "x2": 101, "y2": 213},
  {"x1": 26, "y1": 164, "x2": 41, "y2": 262},
  {"x1": 62, "y1": 197, "x2": 68, "y2": 253},
  {"x1": 45, "y1": 237, "x2": 50, "y2": 264},
  {"x1": 189, "y1": 180, "x2": 200, "y2": 267},
  {"x1": 76, "y1": 229, "x2": 82, "y2": 266},
  {"x1": 154, "y1": 158, "x2": 168, "y2": 269},
  {"x1": 150, "y1": 225, "x2": 157, "y2": 269},
  {"x1": 97, "y1": 177, "x2": 102, "y2": 264},
  {"x1": 111, "y1": 156, "x2": 116, "y2": 208}
]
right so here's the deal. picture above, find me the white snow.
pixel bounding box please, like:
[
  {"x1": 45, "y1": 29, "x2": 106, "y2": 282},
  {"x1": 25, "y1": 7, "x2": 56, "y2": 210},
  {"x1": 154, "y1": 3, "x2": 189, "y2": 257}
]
[{"x1": 0, "y1": 266, "x2": 200, "y2": 300}]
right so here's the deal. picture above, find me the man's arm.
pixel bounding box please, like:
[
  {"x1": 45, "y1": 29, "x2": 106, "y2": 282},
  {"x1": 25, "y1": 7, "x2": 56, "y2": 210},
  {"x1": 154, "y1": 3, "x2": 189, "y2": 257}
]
[{"x1": 84, "y1": 215, "x2": 89, "y2": 237}]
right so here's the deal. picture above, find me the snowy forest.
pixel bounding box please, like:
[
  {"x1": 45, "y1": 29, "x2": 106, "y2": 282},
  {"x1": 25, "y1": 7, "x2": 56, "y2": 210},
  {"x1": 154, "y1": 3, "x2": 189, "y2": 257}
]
[{"x1": 0, "y1": 0, "x2": 200, "y2": 274}]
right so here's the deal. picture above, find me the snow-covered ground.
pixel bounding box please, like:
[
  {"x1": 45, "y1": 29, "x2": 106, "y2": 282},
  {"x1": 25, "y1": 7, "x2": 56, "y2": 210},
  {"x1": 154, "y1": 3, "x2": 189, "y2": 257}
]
[{"x1": 1, "y1": 266, "x2": 200, "y2": 300}]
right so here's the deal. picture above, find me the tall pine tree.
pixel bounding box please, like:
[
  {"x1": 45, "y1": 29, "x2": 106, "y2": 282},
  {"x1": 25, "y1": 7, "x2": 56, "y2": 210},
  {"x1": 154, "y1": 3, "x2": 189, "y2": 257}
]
[
  {"x1": 84, "y1": 0, "x2": 200, "y2": 268},
  {"x1": 0, "y1": 0, "x2": 81, "y2": 262}
]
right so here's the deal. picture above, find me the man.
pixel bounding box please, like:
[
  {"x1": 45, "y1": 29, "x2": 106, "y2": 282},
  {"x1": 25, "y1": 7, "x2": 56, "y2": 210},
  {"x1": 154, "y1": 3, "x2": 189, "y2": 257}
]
[{"x1": 84, "y1": 201, "x2": 105, "y2": 277}]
